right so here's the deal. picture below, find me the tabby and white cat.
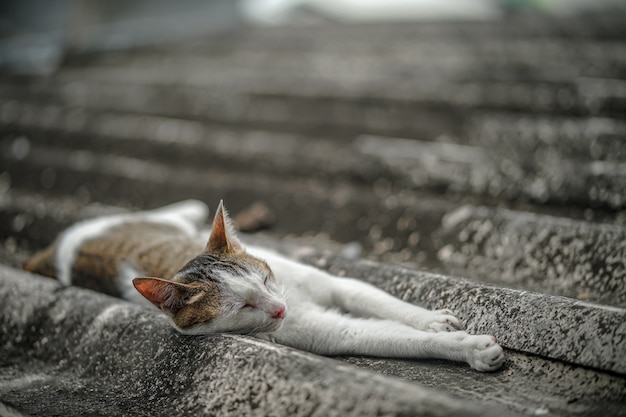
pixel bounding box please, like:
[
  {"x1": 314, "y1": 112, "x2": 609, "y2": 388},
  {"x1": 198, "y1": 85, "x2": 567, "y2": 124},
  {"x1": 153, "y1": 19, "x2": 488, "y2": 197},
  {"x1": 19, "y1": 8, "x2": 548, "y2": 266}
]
[{"x1": 24, "y1": 200, "x2": 505, "y2": 372}]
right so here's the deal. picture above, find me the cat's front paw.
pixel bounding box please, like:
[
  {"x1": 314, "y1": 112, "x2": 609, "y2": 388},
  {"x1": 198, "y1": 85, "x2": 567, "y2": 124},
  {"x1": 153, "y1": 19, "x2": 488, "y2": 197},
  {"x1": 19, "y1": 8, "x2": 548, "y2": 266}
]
[
  {"x1": 463, "y1": 334, "x2": 505, "y2": 372},
  {"x1": 421, "y1": 309, "x2": 463, "y2": 332}
]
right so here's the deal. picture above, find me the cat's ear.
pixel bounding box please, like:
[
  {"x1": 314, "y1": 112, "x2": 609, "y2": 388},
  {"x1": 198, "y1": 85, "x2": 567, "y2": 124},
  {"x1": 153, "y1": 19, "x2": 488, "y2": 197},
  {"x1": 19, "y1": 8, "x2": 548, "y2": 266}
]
[
  {"x1": 133, "y1": 277, "x2": 197, "y2": 315},
  {"x1": 205, "y1": 200, "x2": 243, "y2": 254}
]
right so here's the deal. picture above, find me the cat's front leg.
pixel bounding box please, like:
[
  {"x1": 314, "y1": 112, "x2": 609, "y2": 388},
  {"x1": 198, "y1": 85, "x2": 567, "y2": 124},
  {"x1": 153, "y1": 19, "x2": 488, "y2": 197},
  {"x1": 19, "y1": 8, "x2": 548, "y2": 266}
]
[
  {"x1": 458, "y1": 333, "x2": 506, "y2": 372},
  {"x1": 330, "y1": 277, "x2": 463, "y2": 332},
  {"x1": 408, "y1": 308, "x2": 463, "y2": 333},
  {"x1": 274, "y1": 308, "x2": 505, "y2": 372}
]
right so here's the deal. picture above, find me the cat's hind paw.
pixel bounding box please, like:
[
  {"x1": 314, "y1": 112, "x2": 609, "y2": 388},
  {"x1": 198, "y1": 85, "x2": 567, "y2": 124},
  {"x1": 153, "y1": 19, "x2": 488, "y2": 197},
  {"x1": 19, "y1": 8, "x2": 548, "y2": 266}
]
[
  {"x1": 422, "y1": 309, "x2": 463, "y2": 333},
  {"x1": 464, "y1": 335, "x2": 506, "y2": 372}
]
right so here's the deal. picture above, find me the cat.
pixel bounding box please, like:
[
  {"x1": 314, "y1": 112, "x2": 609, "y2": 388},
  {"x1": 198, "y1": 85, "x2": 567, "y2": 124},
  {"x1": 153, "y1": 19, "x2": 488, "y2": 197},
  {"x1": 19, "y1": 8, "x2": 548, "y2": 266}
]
[{"x1": 24, "y1": 200, "x2": 505, "y2": 372}]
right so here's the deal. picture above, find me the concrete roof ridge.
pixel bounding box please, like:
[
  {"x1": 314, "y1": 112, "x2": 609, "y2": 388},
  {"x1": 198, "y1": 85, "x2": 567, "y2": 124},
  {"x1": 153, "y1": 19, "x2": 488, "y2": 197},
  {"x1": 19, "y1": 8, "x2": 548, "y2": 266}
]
[
  {"x1": 443, "y1": 203, "x2": 626, "y2": 230},
  {"x1": 0, "y1": 265, "x2": 519, "y2": 417},
  {"x1": 437, "y1": 204, "x2": 626, "y2": 308}
]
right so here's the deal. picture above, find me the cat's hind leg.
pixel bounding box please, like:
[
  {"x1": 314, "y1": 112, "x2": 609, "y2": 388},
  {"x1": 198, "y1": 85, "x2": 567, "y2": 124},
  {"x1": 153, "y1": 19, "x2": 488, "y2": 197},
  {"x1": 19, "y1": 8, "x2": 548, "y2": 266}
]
[{"x1": 146, "y1": 200, "x2": 209, "y2": 228}]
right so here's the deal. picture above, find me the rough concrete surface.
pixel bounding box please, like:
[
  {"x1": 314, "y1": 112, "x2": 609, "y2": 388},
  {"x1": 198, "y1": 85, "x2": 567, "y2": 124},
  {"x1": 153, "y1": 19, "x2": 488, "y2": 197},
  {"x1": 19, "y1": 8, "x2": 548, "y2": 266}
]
[
  {"x1": 0, "y1": 266, "x2": 512, "y2": 417},
  {"x1": 437, "y1": 205, "x2": 626, "y2": 307},
  {"x1": 1, "y1": 8, "x2": 625, "y2": 417}
]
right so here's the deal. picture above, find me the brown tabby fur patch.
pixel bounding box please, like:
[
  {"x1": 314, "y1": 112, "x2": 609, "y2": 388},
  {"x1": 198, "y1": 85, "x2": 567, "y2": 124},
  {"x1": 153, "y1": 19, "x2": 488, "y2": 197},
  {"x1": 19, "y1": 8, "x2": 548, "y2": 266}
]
[
  {"x1": 25, "y1": 221, "x2": 206, "y2": 296},
  {"x1": 172, "y1": 291, "x2": 222, "y2": 329}
]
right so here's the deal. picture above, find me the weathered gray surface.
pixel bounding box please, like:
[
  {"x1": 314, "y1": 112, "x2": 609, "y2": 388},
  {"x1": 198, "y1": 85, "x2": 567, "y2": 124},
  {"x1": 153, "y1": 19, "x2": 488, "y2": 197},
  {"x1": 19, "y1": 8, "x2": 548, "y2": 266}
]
[
  {"x1": 0, "y1": 266, "x2": 507, "y2": 417},
  {"x1": 1, "y1": 9, "x2": 625, "y2": 417},
  {"x1": 3, "y1": 264, "x2": 626, "y2": 417},
  {"x1": 436, "y1": 205, "x2": 626, "y2": 307},
  {"x1": 357, "y1": 134, "x2": 626, "y2": 209},
  {"x1": 341, "y1": 353, "x2": 626, "y2": 417}
]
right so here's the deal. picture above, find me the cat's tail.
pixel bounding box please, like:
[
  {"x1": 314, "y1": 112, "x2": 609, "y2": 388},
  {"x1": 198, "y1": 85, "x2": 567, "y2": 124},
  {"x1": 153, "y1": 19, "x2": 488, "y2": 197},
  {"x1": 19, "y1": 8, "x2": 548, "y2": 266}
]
[{"x1": 23, "y1": 242, "x2": 58, "y2": 279}]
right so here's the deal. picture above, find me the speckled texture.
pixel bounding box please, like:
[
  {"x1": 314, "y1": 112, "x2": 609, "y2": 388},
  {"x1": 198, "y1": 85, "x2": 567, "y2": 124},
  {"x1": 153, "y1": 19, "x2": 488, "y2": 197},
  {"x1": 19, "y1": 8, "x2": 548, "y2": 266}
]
[
  {"x1": 0, "y1": 266, "x2": 512, "y2": 417},
  {"x1": 339, "y1": 351, "x2": 626, "y2": 417},
  {"x1": 291, "y1": 250, "x2": 626, "y2": 375},
  {"x1": 437, "y1": 205, "x2": 626, "y2": 307}
]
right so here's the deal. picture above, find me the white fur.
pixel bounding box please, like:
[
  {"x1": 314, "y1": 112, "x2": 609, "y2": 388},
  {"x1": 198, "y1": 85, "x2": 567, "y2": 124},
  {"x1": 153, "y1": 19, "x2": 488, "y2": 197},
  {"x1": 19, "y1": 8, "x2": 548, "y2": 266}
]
[
  {"x1": 147, "y1": 199, "x2": 208, "y2": 228},
  {"x1": 56, "y1": 200, "x2": 208, "y2": 286},
  {"x1": 57, "y1": 216, "x2": 125, "y2": 285}
]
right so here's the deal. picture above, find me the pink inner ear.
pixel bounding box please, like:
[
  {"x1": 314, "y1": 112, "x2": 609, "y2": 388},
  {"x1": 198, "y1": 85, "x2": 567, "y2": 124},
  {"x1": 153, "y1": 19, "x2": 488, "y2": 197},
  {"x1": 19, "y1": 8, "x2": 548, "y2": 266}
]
[
  {"x1": 206, "y1": 200, "x2": 242, "y2": 254},
  {"x1": 133, "y1": 277, "x2": 181, "y2": 313},
  {"x1": 207, "y1": 207, "x2": 228, "y2": 252}
]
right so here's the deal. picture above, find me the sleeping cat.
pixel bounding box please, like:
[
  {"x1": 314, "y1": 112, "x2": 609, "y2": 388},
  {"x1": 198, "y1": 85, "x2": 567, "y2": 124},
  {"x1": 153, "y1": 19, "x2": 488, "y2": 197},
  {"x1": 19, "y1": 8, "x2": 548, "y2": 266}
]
[{"x1": 24, "y1": 200, "x2": 505, "y2": 372}]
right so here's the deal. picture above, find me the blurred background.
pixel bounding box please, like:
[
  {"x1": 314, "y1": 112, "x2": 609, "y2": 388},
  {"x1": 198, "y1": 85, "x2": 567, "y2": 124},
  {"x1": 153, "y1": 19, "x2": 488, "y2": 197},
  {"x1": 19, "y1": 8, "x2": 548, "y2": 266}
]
[
  {"x1": 0, "y1": 0, "x2": 625, "y2": 299},
  {"x1": 1, "y1": 0, "x2": 624, "y2": 73},
  {"x1": 1, "y1": 2, "x2": 626, "y2": 415}
]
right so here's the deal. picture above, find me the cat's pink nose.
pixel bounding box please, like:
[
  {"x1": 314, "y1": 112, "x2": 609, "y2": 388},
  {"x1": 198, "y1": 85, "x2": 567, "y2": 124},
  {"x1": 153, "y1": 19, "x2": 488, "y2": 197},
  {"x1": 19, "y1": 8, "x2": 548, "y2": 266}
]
[{"x1": 271, "y1": 306, "x2": 285, "y2": 319}]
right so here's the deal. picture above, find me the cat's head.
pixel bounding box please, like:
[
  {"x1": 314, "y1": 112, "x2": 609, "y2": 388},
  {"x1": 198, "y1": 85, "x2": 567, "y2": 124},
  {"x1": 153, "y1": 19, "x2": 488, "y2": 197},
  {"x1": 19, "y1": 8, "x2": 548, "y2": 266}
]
[{"x1": 133, "y1": 201, "x2": 286, "y2": 335}]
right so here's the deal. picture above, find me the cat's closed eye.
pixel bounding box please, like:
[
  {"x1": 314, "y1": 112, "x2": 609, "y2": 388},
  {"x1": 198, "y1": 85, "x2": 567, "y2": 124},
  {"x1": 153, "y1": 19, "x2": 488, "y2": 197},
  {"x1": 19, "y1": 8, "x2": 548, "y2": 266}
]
[{"x1": 242, "y1": 303, "x2": 255, "y2": 309}]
